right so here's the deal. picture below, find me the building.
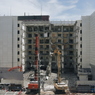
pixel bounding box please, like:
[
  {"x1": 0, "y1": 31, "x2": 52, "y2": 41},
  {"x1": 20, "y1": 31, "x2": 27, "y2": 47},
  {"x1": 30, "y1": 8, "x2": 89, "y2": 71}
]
[{"x1": 1, "y1": 12, "x2": 95, "y2": 75}]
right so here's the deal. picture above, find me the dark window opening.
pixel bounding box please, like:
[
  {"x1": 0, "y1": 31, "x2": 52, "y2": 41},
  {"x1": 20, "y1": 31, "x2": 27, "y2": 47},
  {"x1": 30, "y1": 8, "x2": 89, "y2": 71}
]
[
  {"x1": 69, "y1": 39, "x2": 73, "y2": 43},
  {"x1": 80, "y1": 23, "x2": 82, "y2": 27},
  {"x1": 45, "y1": 26, "x2": 49, "y2": 31},
  {"x1": 70, "y1": 34, "x2": 73, "y2": 37},
  {"x1": 18, "y1": 24, "x2": 20, "y2": 27},
  {"x1": 34, "y1": 26, "x2": 38, "y2": 31},
  {"x1": 80, "y1": 37, "x2": 82, "y2": 41},
  {"x1": 40, "y1": 45, "x2": 43, "y2": 48},
  {"x1": 46, "y1": 45, "x2": 49, "y2": 49},
  {"x1": 88, "y1": 75, "x2": 92, "y2": 80},
  {"x1": 28, "y1": 51, "x2": 32, "y2": 54},
  {"x1": 70, "y1": 57, "x2": 72, "y2": 59},
  {"x1": 39, "y1": 26, "x2": 44, "y2": 31},
  {"x1": 58, "y1": 39, "x2": 61, "y2": 43},
  {"x1": 28, "y1": 34, "x2": 32, "y2": 38},
  {"x1": 80, "y1": 44, "x2": 82, "y2": 48},
  {"x1": 40, "y1": 39, "x2": 44, "y2": 43},
  {"x1": 70, "y1": 27, "x2": 73, "y2": 32},
  {"x1": 69, "y1": 51, "x2": 73, "y2": 55},
  {"x1": 80, "y1": 30, "x2": 82, "y2": 34},
  {"x1": 58, "y1": 45, "x2": 61, "y2": 49},
  {"x1": 40, "y1": 51, "x2": 43, "y2": 54},
  {"x1": 29, "y1": 57, "x2": 31, "y2": 59},
  {"x1": 45, "y1": 39, "x2": 49, "y2": 43},
  {"x1": 58, "y1": 34, "x2": 61, "y2": 37},
  {"x1": 18, "y1": 30, "x2": 20, "y2": 34},
  {"x1": 80, "y1": 58, "x2": 82, "y2": 62},
  {"x1": 18, "y1": 58, "x2": 20, "y2": 62},
  {"x1": 18, "y1": 38, "x2": 20, "y2": 41},
  {"x1": 80, "y1": 51, "x2": 82, "y2": 55},
  {"x1": 17, "y1": 51, "x2": 20, "y2": 55},
  {"x1": 27, "y1": 26, "x2": 32, "y2": 32},
  {"x1": 69, "y1": 45, "x2": 73, "y2": 48},
  {"x1": 28, "y1": 45, "x2": 32, "y2": 49},
  {"x1": 40, "y1": 33, "x2": 44, "y2": 37},
  {"x1": 17, "y1": 44, "x2": 20, "y2": 48},
  {"x1": 28, "y1": 40, "x2": 32, "y2": 44}
]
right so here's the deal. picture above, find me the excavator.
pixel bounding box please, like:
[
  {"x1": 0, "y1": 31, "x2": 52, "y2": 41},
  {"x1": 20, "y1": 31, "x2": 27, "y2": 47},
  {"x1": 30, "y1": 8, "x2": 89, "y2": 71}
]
[{"x1": 53, "y1": 48, "x2": 69, "y2": 93}]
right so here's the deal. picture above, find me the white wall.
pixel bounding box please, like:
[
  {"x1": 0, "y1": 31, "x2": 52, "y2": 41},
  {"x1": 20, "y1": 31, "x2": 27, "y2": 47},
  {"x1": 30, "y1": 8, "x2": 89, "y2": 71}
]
[
  {"x1": 82, "y1": 16, "x2": 90, "y2": 68},
  {"x1": 0, "y1": 16, "x2": 17, "y2": 68},
  {"x1": 89, "y1": 12, "x2": 95, "y2": 66}
]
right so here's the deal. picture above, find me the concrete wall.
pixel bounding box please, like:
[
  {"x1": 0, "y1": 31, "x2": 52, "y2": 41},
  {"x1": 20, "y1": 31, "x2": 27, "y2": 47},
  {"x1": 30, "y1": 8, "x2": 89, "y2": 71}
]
[
  {"x1": 82, "y1": 12, "x2": 95, "y2": 68},
  {"x1": 0, "y1": 16, "x2": 17, "y2": 68},
  {"x1": 1, "y1": 79, "x2": 23, "y2": 86},
  {"x1": 89, "y1": 12, "x2": 95, "y2": 67},
  {"x1": 82, "y1": 16, "x2": 90, "y2": 68},
  {"x1": 77, "y1": 80, "x2": 95, "y2": 85}
]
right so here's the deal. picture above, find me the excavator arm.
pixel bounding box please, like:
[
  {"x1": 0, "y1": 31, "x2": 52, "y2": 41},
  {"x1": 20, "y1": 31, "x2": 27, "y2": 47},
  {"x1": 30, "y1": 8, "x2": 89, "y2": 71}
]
[{"x1": 8, "y1": 66, "x2": 22, "y2": 71}]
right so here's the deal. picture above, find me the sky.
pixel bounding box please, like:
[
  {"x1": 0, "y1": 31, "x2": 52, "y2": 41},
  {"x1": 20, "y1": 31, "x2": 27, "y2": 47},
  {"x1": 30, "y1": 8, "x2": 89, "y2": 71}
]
[{"x1": 0, "y1": 0, "x2": 95, "y2": 20}]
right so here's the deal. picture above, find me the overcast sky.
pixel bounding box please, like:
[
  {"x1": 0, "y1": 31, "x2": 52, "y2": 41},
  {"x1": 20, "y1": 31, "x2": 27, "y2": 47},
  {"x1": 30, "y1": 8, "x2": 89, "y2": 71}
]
[{"x1": 0, "y1": 0, "x2": 95, "y2": 20}]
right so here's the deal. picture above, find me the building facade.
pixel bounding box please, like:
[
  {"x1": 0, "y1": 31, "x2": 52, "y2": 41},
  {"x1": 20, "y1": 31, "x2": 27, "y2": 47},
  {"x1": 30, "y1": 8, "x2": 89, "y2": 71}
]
[{"x1": 1, "y1": 12, "x2": 95, "y2": 73}]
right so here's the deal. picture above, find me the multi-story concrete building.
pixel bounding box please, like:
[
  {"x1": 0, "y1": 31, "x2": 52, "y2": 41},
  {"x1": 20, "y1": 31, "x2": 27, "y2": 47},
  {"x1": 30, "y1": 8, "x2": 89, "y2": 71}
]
[{"x1": 1, "y1": 12, "x2": 95, "y2": 75}]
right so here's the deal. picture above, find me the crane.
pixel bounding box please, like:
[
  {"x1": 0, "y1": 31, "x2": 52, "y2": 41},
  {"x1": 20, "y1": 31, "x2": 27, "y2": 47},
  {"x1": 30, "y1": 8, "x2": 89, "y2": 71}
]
[
  {"x1": 26, "y1": 34, "x2": 39, "y2": 94},
  {"x1": 53, "y1": 48, "x2": 69, "y2": 93}
]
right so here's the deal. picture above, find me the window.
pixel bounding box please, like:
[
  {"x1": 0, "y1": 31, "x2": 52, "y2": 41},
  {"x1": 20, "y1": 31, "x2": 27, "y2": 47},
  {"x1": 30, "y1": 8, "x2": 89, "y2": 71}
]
[
  {"x1": 63, "y1": 27, "x2": 69, "y2": 32},
  {"x1": 28, "y1": 40, "x2": 32, "y2": 44},
  {"x1": 70, "y1": 27, "x2": 73, "y2": 32},
  {"x1": 46, "y1": 57, "x2": 49, "y2": 59},
  {"x1": 34, "y1": 26, "x2": 38, "y2": 31},
  {"x1": 58, "y1": 34, "x2": 61, "y2": 37},
  {"x1": 28, "y1": 51, "x2": 31, "y2": 54},
  {"x1": 27, "y1": 26, "x2": 32, "y2": 32},
  {"x1": 69, "y1": 45, "x2": 73, "y2": 48},
  {"x1": 17, "y1": 58, "x2": 20, "y2": 62},
  {"x1": 80, "y1": 58, "x2": 82, "y2": 62},
  {"x1": 40, "y1": 56, "x2": 43, "y2": 59},
  {"x1": 28, "y1": 45, "x2": 32, "y2": 49},
  {"x1": 58, "y1": 45, "x2": 61, "y2": 49},
  {"x1": 18, "y1": 30, "x2": 20, "y2": 34},
  {"x1": 80, "y1": 23, "x2": 82, "y2": 27},
  {"x1": 17, "y1": 51, "x2": 20, "y2": 55},
  {"x1": 80, "y1": 30, "x2": 82, "y2": 34},
  {"x1": 80, "y1": 44, "x2": 82, "y2": 48},
  {"x1": 40, "y1": 45, "x2": 43, "y2": 48},
  {"x1": 69, "y1": 51, "x2": 73, "y2": 55},
  {"x1": 40, "y1": 33, "x2": 44, "y2": 37},
  {"x1": 29, "y1": 57, "x2": 31, "y2": 59},
  {"x1": 17, "y1": 44, "x2": 20, "y2": 48},
  {"x1": 58, "y1": 39, "x2": 61, "y2": 43},
  {"x1": 70, "y1": 57, "x2": 72, "y2": 59},
  {"x1": 46, "y1": 45, "x2": 49, "y2": 48},
  {"x1": 45, "y1": 39, "x2": 49, "y2": 43},
  {"x1": 52, "y1": 56, "x2": 55, "y2": 61},
  {"x1": 40, "y1": 39, "x2": 44, "y2": 43},
  {"x1": 80, "y1": 37, "x2": 82, "y2": 41},
  {"x1": 70, "y1": 34, "x2": 72, "y2": 37},
  {"x1": 28, "y1": 34, "x2": 32, "y2": 38},
  {"x1": 40, "y1": 51, "x2": 43, "y2": 54},
  {"x1": 45, "y1": 26, "x2": 49, "y2": 30},
  {"x1": 69, "y1": 39, "x2": 73, "y2": 43},
  {"x1": 39, "y1": 26, "x2": 43, "y2": 31},
  {"x1": 46, "y1": 51, "x2": 49, "y2": 54},
  {"x1": 18, "y1": 38, "x2": 20, "y2": 41},
  {"x1": 18, "y1": 24, "x2": 20, "y2": 27},
  {"x1": 80, "y1": 51, "x2": 82, "y2": 55}
]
